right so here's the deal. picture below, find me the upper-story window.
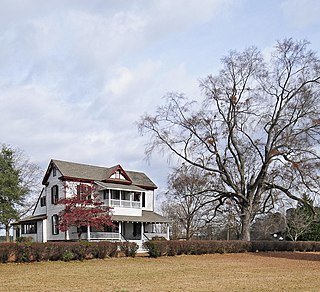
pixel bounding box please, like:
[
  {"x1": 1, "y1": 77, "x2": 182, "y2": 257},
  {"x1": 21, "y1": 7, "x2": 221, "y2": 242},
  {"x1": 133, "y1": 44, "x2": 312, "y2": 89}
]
[
  {"x1": 133, "y1": 192, "x2": 140, "y2": 202},
  {"x1": 52, "y1": 166, "x2": 56, "y2": 177},
  {"x1": 103, "y1": 190, "x2": 109, "y2": 200},
  {"x1": 76, "y1": 184, "x2": 92, "y2": 200},
  {"x1": 142, "y1": 192, "x2": 146, "y2": 208},
  {"x1": 110, "y1": 189, "x2": 120, "y2": 200},
  {"x1": 40, "y1": 196, "x2": 46, "y2": 207},
  {"x1": 111, "y1": 170, "x2": 125, "y2": 180},
  {"x1": 51, "y1": 185, "x2": 59, "y2": 204}
]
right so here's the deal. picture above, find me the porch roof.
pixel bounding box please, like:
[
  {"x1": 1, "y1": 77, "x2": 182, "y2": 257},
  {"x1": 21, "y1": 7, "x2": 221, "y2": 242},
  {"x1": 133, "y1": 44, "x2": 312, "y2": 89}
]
[
  {"x1": 95, "y1": 181, "x2": 146, "y2": 192},
  {"x1": 12, "y1": 214, "x2": 47, "y2": 225},
  {"x1": 112, "y1": 210, "x2": 170, "y2": 223}
]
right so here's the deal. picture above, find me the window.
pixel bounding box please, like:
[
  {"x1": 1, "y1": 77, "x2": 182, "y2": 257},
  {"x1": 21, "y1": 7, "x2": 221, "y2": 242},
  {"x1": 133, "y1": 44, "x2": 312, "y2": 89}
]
[
  {"x1": 51, "y1": 185, "x2": 59, "y2": 204},
  {"x1": 40, "y1": 196, "x2": 46, "y2": 207},
  {"x1": 111, "y1": 170, "x2": 125, "y2": 180},
  {"x1": 142, "y1": 192, "x2": 146, "y2": 208},
  {"x1": 52, "y1": 215, "x2": 59, "y2": 235},
  {"x1": 121, "y1": 191, "x2": 131, "y2": 201},
  {"x1": 76, "y1": 184, "x2": 92, "y2": 200},
  {"x1": 21, "y1": 222, "x2": 37, "y2": 234},
  {"x1": 52, "y1": 166, "x2": 56, "y2": 177},
  {"x1": 110, "y1": 189, "x2": 120, "y2": 200},
  {"x1": 103, "y1": 190, "x2": 109, "y2": 200},
  {"x1": 133, "y1": 192, "x2": 141, "y2": 202}
]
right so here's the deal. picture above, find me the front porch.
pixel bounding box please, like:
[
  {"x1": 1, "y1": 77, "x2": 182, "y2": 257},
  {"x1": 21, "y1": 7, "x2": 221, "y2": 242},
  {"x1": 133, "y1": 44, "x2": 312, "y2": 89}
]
[
  {"x1": 82, "y1": 221, "x2": 169, "y2": 252},
  {"x1": 82, "y1": 211, "x2": 170, "y2": 252}
]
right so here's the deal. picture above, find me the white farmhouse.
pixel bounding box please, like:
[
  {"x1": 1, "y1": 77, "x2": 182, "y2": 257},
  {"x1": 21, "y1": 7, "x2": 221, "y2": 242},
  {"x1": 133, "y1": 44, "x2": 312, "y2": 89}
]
[{"x1": 13, "y1": 159, "x2": 170, "y2": 249}]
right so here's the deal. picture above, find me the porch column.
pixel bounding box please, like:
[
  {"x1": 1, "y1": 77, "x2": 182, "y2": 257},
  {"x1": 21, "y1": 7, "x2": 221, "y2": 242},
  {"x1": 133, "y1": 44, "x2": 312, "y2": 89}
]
[
  {"x1": 12, "y1": 226, "x2": 17, "y2": 241},
  {"x1": 141, "y1": 222, "x2": 144, "y2": 240},
  {"x1": 108, "y1": 189, "x2": 111, "y2": 206},
  {"x1": 65, "y1": 229, "x2": 70, "y2": 241},
  {"x1": 43, "y1": 219, "x2": 47, "y2": 243},
  {"x1": 166, "y1": 223, "x2": 170, "y2": 240},
  {"x1": 118, "y1": 222, "x2": 122, "y2": 241},
  {"x1": 87, "y1": 225, "x2": 91, "y2": 241}
]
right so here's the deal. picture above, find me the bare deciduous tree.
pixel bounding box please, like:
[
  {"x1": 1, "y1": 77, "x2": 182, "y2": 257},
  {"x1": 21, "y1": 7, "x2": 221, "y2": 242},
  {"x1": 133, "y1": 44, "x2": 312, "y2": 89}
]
[
  {"x1": 138, "y1": 39, "x2": 320, "y2": 240},
  {"x1": 162, "y1": 164, "x2": 215, "y2": 240}
]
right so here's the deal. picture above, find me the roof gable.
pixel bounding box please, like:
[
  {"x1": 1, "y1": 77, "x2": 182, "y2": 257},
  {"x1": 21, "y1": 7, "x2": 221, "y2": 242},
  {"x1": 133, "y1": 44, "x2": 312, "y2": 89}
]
[{"x1": 104, "y1": 164, "x2": 132, "y2": 184}]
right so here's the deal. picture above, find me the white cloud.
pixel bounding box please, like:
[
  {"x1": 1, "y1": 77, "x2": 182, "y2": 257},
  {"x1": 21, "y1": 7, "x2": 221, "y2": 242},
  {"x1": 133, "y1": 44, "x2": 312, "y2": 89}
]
[
  {"x1": 4, "y1": 0, "x2": 318, "y2": 195},
  {"x1": 281, "y1": 0, "x2": 320, "y2": 28}
]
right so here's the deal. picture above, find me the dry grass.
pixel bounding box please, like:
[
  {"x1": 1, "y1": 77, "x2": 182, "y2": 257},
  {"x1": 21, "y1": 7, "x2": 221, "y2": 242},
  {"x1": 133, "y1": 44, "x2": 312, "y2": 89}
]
[{"x1": 1, "y1": 252, "x2": 320, "y2": 291}]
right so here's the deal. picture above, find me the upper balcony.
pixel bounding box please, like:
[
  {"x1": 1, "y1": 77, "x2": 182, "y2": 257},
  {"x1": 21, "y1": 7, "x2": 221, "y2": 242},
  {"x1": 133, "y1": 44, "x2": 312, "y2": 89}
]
[{"x1": 101, "y1": 188, "x2": 146, "y2": 209}]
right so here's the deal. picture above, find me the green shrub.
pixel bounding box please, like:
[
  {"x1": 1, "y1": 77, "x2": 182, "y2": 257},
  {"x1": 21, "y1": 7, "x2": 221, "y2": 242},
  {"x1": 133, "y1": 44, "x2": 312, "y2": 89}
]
[
  {"x1": 144, "y1": 240, "x2": 168, "y2": 258},
  {"x1": 120, "y1": 242, "x2": 139, "y2": 257},
  {"x1": 62, "y1": 250, "x2": 75, "y2": 262}
]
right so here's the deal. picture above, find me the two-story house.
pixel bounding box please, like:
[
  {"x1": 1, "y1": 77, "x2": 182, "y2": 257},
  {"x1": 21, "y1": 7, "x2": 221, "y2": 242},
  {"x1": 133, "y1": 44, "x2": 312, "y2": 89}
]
[{"x1": 13, "y1": 159, "x2": 170, "y2": 249}]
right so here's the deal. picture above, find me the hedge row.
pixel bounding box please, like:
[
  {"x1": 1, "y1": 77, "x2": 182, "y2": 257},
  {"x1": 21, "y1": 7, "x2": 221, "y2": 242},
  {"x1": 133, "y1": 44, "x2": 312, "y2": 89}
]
[
  {"x1": 0, "y1": 241, "x2": 138, "y2": 263},
  {"x1": 143, "y1": 240, "x2": 320, "y2": 258}
]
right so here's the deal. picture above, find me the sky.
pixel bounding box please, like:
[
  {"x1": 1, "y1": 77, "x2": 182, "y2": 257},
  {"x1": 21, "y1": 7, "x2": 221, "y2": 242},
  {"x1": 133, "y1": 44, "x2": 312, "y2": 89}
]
[{"x1": 1, "y1": 0, "x2": 320, "y2": 199}]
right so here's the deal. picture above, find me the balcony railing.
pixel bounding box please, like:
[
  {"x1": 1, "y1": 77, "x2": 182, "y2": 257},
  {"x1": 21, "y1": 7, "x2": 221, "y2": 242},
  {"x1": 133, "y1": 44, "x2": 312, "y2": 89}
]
[{"x1": 106, "y1": 199, "x2": 141, "y2": 209}]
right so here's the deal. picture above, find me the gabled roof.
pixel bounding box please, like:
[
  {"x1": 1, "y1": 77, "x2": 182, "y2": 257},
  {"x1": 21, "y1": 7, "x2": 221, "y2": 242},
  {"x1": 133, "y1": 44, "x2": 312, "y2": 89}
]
[
  {"x1": 104, "y1": 164, "x2": 132, "y2": 184},
  {"x1": 12, "y1": 214, "x2": 47, "y2": 225},
  {"x1": 42, "y1": 159, "x2": 157, "y2": 190}
]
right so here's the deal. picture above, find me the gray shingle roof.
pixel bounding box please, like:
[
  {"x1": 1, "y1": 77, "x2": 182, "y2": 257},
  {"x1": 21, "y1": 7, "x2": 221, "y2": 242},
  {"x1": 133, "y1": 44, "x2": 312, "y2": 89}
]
[
  {"x1": 44, "y1": 159, "x2": 157, "y2": 189},
  {"x1": 112, "y1": 210, "x2": 170, "y2": 223}
]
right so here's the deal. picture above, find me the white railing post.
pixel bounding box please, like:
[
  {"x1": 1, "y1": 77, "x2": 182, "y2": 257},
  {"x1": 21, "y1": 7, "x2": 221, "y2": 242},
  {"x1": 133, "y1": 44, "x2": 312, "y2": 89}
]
[
  {"x1": 87, "y1": 225, "x2": 91, "y2": 241},
  {"x1": 119, "y1": 222, "x2": 122, "y2": 241},
  {"x1": 43, "y1": 219, "x2": 47, "y2": 242},
  {"x1": 141, "y1": 222, "x2": 144, "y2": 241},
  {"x1": 166, "y1": 224, "x2": 170, "y2": 240}
]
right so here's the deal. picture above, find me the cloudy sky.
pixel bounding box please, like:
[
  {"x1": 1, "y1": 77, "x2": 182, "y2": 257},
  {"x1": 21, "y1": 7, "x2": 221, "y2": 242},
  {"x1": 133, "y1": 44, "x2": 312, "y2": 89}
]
[{"x1": 1, "y1": 0, "x2": 320, "y2": 196}]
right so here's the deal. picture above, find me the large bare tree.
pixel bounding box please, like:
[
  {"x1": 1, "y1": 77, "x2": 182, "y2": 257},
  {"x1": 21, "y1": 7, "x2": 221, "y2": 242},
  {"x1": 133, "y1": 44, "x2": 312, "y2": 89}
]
[{"x1": 138, "y1": 39, "x2": 320, "y2": 240}]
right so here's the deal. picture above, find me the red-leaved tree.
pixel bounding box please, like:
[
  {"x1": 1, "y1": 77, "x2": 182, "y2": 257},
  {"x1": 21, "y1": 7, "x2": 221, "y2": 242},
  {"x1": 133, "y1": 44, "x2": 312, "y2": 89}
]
[{"x1": 57, "y1": 183, "x2": 113, "y2": 240}]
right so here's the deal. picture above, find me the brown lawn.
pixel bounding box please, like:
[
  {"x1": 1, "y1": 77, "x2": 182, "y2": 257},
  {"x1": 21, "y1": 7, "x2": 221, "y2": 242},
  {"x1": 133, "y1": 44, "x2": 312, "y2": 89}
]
[{"x1": 0, "y1": 252, "x2": 320, "y2": 291}]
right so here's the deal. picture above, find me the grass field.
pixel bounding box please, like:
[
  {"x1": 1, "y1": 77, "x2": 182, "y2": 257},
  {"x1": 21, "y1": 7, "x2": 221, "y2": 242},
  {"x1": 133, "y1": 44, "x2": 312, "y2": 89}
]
[{"x1": 1, "y1": 252, "x2": 320, "y2": 291}]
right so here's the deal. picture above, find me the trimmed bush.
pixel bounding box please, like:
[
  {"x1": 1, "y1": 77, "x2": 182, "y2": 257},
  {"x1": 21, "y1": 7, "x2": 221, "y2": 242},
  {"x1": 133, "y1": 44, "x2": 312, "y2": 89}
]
[
  {"x1": 0, "y1": 243, "x2": 15, "y2": 263},
  {"x1": 144, "y1": 240, "x2": 168, "y2": 258},
  {"x1": 30, "y1": 243, "x2": 50, "y2": 262},
  {"x1": 120, "y1": 242, "x2": 139, "y2": 257},
  {"x1": 16, "y1": 237, "x2": 33, "y2": 243},
  {"x1": 91, "y1": 241, "x2": 118, "y2": 259},
  {"x1": 15, "y1": 243, "x2": 32, "y2": 263},
  {"x1": 144, "y1": 240, "x2": 320, "y2": 257},
  {"x1": 2, "y1": 240, "x2": 320, "y2": 262}
]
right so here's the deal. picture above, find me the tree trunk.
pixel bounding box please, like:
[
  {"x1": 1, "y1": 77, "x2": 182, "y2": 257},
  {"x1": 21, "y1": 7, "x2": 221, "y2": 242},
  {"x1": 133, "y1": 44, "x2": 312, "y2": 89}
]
[
  {"x1": 240, "y1": 211, "x2": 251, "y2": 241},
  {"x1": 5, "y1": 224, "x2": 10, "y2": 242}
]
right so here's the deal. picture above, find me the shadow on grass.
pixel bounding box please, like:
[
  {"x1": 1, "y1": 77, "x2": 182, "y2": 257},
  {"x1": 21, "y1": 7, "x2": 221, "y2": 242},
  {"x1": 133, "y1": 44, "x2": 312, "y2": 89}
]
[{"x1": 252, "y1": 251, "x2": 320, "y2": 262}]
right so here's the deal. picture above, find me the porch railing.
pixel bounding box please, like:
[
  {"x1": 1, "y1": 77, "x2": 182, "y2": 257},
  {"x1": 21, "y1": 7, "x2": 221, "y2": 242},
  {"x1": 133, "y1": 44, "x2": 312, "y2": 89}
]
[
  {"x1": 108, "y1": 199, "x2": 140, "y2": 209},
  {"x1": 88, "y1": 232, "x2": 121, "y2": 240},
  {"x1": 144, "y1": 232, "x2": 168, "y2": 239}
]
